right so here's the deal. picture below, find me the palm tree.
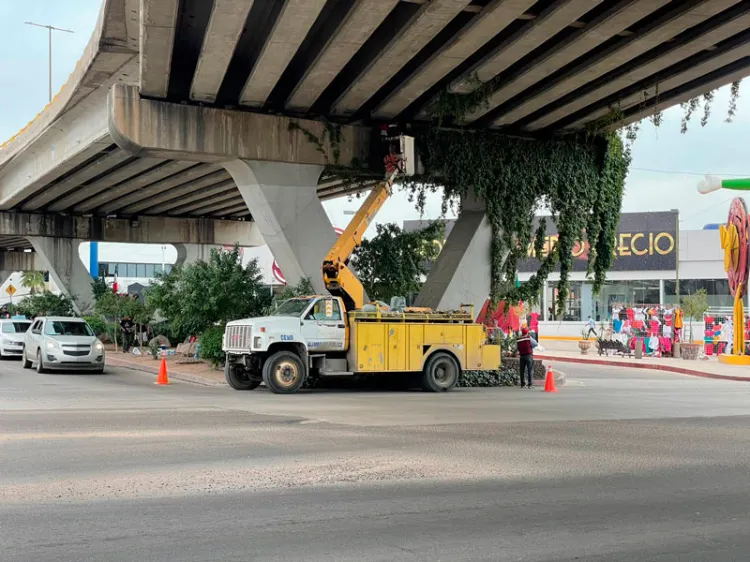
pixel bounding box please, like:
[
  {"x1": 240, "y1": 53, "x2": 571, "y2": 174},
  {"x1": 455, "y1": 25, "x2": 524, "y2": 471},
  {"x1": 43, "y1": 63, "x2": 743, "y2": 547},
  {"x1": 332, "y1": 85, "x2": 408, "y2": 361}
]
[{"x1": 21, "y1": 271, "x2": 46, "y2": 295}]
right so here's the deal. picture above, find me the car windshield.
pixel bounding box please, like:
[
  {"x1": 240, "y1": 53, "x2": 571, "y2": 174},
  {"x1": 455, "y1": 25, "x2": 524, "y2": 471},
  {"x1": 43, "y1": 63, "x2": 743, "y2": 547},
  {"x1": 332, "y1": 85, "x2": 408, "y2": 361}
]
[
  {"x1": 44, "y1": 321, "x2": 93, "y2": 337},
  {"x1": 1, "y1": 322, "x2": 31, "y2": 334},
  {"x1": 271, "y1": 298, "x2": 312, "y2": 317}
]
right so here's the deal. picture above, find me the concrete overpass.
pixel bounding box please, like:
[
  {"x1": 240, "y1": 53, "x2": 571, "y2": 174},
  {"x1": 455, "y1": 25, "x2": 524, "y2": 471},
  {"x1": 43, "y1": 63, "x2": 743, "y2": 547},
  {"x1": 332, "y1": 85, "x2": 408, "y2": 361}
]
[{"x1": 2, "y1": 0, "x2": 750, "y2": 311}]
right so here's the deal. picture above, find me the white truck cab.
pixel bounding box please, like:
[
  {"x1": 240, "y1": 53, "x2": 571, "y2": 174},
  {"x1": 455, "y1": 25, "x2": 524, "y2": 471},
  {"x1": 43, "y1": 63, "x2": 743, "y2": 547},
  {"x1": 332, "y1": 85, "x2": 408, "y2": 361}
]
[{"x1": 223, "y1": 296, "x2": 348, "y2": 393}]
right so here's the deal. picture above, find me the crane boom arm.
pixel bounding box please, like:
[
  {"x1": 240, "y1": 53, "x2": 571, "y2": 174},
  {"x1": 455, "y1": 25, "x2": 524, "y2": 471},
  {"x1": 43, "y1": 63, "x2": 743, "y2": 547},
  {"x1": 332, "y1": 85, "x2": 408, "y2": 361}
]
[{"x1": 322, "y1": 169, "x2": 398, "y2": 312}]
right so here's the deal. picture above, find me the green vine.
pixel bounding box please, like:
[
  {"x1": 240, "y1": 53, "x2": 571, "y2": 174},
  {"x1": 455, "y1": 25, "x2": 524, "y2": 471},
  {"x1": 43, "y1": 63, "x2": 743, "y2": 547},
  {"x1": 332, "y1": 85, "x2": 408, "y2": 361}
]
[
  {"x1": 288, "y1": 120, "x2": 375, "y2": 192},
  {"x1": 726, "y1": 80, "x2": 741, "y2": 122},
  {"x1": 402, "y1": 129, "x2": 629, "y2": 311},
  {"x1": 701, "y1": 90, "x2": 715, "y2": 127}
]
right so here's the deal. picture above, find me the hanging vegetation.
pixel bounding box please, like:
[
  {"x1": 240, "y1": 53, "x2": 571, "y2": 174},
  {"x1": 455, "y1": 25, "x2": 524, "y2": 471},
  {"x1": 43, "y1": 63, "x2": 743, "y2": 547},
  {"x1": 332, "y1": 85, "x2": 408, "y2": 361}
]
[{"x1": 402, "y1": 129, "x2": 629, "y2": 311}]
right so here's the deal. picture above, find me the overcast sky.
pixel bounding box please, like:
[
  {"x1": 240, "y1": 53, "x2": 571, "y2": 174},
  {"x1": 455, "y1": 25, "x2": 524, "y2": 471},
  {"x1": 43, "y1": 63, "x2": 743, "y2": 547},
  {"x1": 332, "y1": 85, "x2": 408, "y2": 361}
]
[{"x1": 2, "y1": 0, "x2": 749, "y2": 235}]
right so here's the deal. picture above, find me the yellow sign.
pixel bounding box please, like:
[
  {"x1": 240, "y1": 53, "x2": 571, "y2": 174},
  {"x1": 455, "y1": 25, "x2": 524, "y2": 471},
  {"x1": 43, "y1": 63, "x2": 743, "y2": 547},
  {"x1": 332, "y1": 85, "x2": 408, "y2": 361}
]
[{"x1": 6, "y1": 284, "x2": 16, "y2": 297}]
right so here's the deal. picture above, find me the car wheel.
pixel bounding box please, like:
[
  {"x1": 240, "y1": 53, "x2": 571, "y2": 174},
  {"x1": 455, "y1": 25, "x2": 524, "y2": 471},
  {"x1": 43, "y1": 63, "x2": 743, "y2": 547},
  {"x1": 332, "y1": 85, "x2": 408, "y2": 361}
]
[
  {"x1": 36, "y1": 350, "x2": 47, "y2": 374},
  {"x1": 421, "y1": 352, "x2": 460, "y2": 392},
  {"x1": 262, "y1": 351, "x2": 306, "y2": 394},
  {"x1": 224, "y1": 361, "x2": 261, "y2": 390},
  {"x1": 22, "y1": 350, "x2": 32, "y2": 369}
]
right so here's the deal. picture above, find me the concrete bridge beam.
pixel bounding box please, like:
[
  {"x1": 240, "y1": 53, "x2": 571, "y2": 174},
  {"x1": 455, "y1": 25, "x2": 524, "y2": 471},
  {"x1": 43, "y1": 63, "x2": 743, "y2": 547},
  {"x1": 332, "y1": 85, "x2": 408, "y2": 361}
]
[
  {"x1": 28, "y1": 237, "x2": 94, "y2": 314},
  {"x1": 173, "y1": 244, "x2": 224, "y2": 268},
  {"x1": 415, "y1": 193, "x2": 492, "y2": 311},
  {"x1": 224, "y1": 160, "x2": 336, "y2": 295},
  {"x1": 0, "y1": 213, "x2": 262, "y2": 246}
]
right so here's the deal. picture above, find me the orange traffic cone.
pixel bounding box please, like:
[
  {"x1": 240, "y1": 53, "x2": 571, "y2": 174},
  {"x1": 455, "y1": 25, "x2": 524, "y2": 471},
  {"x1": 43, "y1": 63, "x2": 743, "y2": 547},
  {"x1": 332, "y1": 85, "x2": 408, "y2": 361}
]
[
  {"x1": 155, "y1": 357, "x2": 170, "y2": 385},
  {"x1": 543, "y1": 366, "x2": 557, "y2": 393}
]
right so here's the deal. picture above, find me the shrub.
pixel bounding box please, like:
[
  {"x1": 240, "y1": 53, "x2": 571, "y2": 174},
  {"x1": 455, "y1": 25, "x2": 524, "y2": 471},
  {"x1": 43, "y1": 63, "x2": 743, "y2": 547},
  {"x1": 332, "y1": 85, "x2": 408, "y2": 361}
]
[
  {"x1": 457, "y1": 367, "x2": 518, "y2": 387},
  {"x1": 199, "y1": 325, "x2": 226, "y2": 367},
  {"x1": 83, "y1": 315, "x2": 107, "y2": 337}
]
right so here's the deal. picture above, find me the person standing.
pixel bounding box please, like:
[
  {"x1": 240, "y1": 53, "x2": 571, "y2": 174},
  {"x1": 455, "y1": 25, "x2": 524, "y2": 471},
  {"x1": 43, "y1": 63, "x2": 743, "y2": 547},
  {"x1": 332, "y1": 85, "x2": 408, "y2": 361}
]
[
  {"x1": 120, "y1": 315, "x2": 134, "y2": 353},
  {"x1": 516, "y1": 327, "x2": 535, "y2": 388},
  {"x1": 586, "y1": 315, "x2": 597, "y2": 338}
]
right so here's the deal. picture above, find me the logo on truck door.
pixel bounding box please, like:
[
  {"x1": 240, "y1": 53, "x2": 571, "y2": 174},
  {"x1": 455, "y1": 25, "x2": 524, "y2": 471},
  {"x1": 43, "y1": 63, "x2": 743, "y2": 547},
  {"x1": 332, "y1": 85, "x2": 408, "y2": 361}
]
[{"x1": 280, "y1": 335, "x2": 294, "y2": 341}]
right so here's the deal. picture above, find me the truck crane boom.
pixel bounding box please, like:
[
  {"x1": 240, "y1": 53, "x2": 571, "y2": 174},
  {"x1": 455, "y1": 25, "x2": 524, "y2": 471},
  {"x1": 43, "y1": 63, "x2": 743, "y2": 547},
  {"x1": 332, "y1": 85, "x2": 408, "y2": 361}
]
[{"x1": 322, "y1": 168, "x2": 399, "y2": 312}]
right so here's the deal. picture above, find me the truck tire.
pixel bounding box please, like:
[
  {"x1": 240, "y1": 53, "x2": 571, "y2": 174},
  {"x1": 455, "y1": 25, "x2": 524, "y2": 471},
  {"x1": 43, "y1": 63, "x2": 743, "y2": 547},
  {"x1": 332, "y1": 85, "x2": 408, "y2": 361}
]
[
  {"x1": 262, "y1": 351, "x2": 306, "y2": 394},
  {"x1": 224, "y1": 361, "x2": 261, "y2": 391},
  {"x1": 422, "y1": 352, "x2": 459, "y2": 392}
]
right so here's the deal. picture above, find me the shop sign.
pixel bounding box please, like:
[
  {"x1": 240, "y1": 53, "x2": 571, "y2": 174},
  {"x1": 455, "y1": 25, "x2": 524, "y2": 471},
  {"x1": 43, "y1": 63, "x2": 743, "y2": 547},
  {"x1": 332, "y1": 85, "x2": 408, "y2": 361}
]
[
  {"x1": 404, "y1": 211, "x2": 678, "y2": 273},
  {"x1": 518, "y1": 211, "x2": 678, "y2": 272}
]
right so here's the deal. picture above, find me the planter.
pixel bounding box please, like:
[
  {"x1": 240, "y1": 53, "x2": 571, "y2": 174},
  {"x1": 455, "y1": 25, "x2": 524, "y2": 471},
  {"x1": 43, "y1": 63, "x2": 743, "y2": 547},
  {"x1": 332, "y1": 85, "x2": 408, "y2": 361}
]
[
  {"x1": 578, "y1": 340, "x2": 592, "y2": 354},
  {"x1": 681, "y1": 343, "x2": 701, "y2": 360}
]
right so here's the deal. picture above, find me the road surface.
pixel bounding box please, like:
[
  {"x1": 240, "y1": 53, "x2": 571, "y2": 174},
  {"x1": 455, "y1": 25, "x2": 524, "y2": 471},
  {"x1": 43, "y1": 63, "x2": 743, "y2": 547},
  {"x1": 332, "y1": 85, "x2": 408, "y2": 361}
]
[{"x1": 2, "y1": 359, "x2": 750, "y2": 561}]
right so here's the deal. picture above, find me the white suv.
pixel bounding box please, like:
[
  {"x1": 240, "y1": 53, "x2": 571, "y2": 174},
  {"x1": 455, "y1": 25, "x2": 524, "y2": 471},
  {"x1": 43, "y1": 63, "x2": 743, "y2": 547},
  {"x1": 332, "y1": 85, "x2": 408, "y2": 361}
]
[{"x1": 23, "y1": 317, "x2": 105, "y2": 374}]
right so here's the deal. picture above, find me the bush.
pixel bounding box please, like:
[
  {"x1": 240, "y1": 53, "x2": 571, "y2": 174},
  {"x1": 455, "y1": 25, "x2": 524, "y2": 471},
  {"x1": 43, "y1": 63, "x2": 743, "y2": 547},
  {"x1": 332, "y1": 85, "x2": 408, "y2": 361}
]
[
  {"x1": 199, "y1": 325, "x2": 226, "y2": 367},
  {"x1": 457, "y1": 367, "x2": 518, "y2": 387},
  {"x1": 17, "y1": 292, "x2": 76, "y2": 317},
  {"x1": 83, "y1": 316, "x2": 107, "y2": 337}
]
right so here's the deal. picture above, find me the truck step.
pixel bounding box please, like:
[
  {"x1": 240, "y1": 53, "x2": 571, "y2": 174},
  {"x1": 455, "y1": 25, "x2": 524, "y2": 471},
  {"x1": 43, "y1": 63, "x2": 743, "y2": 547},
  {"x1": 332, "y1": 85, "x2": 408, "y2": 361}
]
[{"x1": 319, "y1": 371, "x2": 354, "y2": 377}]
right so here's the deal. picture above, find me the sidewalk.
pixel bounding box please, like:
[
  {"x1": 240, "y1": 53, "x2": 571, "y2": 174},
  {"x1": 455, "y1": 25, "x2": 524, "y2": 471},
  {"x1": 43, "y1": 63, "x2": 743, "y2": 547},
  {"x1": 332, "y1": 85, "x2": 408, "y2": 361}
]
[
  {"x1": 105, "y1": 352, "x2": 227, "y2": 386},
  {"x1": 538, "y1": 340, "x2": 750, "y2": 382}
]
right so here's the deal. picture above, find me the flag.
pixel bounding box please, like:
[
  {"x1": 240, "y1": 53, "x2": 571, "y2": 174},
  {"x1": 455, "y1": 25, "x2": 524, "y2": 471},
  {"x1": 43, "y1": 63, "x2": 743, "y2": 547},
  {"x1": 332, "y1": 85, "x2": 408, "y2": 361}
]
[{"x1": 112, "y1": 265, "x2": 119, "y2": 293}]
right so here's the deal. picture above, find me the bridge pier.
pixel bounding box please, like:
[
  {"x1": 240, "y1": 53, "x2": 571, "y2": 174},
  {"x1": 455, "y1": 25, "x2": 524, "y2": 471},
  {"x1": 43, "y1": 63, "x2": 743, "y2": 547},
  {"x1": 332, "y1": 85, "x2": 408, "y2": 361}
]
[
  {"x1": 415, "y1": 193, "x2": 492, "y2": 312},
  {"x1": 224, "y1": 160, "x2": 337, "y2": 295},
  {"x1": 28, "y1": 237, "x2": 94, "y2": 314}
]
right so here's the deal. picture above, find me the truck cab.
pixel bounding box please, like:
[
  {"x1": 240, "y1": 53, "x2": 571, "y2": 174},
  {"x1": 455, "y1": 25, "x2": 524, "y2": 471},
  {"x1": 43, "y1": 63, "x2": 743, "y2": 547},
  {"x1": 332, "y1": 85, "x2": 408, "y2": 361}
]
[{"x1": 223, "y1": 296, "x2": 349, "y2": 393}]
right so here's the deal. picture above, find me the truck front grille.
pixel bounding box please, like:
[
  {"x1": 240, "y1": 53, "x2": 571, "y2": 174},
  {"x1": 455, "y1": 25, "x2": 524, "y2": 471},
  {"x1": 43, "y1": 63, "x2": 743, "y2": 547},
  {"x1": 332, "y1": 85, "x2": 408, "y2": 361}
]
[{"x1": 225, "y1": 325, "x2": 251, "y2": 350}]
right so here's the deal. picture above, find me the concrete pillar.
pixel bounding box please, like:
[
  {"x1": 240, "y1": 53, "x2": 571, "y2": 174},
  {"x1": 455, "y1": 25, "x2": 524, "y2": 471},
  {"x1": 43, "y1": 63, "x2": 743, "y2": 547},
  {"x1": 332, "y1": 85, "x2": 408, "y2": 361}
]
[
  {"x1": 173, "y1": 243, "x2": 224, "y2": 267},
  {"x1": 28, "y1": 237, "x2": 94, "y2": 314},
  {"x1": 223, "y1": 160, "x2": 337, "y2": 295},
  {"x1": 415, "y1": 193, "x2": 492, "y2": 311}
]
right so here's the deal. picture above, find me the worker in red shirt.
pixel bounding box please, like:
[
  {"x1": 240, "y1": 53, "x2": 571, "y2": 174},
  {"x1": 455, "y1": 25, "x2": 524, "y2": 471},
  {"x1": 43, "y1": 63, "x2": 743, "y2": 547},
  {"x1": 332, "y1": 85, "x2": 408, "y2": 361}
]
[{"x1": 516, "y1": 327, "x2": 536, "y2": 388}]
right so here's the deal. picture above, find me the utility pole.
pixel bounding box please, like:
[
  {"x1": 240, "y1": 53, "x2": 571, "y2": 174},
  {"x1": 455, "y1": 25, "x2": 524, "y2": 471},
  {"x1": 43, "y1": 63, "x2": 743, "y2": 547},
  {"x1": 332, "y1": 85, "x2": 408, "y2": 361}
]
[{"x1": 24, "y1": 21, "x2": 75, "y2": 103}]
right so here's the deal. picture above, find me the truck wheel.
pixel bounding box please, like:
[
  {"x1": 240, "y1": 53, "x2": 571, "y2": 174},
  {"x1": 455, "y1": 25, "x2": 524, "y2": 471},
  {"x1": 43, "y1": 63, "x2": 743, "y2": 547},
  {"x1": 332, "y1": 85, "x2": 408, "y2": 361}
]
[
  {"x1": 422, "y1": 352, "x2": 459, "y2": 392},
  {"x1": 224, "y1": 361, "x2": 261, "y2": 391},
  {"x1": 262, "y1": 351, "x2": 306, "y2": 394}
]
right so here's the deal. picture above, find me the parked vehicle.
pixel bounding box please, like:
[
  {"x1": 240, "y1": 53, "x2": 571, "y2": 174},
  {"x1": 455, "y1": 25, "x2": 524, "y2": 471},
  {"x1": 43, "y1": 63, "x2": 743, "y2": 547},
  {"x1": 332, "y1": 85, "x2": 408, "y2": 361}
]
[
  {"x1": 0, "y1": 318, "x2": 32, "y2": 358},
  {"x1": 23, "y1": 317, "x2": 105, "y2": 374},
  {"x1": 222, "y1": 135, "x2": 501, "y2": 394}
]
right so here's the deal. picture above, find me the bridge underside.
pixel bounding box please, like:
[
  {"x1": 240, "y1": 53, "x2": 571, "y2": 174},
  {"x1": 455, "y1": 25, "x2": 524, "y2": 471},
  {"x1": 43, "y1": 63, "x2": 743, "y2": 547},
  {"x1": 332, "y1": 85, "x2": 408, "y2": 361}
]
[{"x1": 140, "y1": 0, "x2": 750, "y2": 135}]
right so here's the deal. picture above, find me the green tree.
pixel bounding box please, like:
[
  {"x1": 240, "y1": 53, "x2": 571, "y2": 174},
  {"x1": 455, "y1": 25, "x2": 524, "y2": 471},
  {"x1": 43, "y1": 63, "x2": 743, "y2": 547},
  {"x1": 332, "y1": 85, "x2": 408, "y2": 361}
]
[
  {"x1": 16, "y1": 292, "x2": 75, "y2": 317},
  {"x1": 21, "y1": 271, "x2": 46, "y2": 295},
  {"x1": 681, "y1": 289, "x2": 710, "y2": 342},
  {"x1": 91, "y1": 277, "x2": 109, "y2": 301},
  {"x1": 147, "y1": 246, "x2": 272, "y2": 336},
  {"x1": 350, "y1": 221, "x2": 444, "y2": 302}
]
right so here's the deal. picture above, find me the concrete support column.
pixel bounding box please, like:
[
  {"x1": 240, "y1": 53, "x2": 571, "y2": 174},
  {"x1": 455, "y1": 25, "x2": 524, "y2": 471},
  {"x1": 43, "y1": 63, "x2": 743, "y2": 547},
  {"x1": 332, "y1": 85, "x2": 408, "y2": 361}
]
[
  {"x1": 415, "y1": 193, "x2": 492, "y2": 311},
  {"x1": 223, "y1": 160, "x2": 337, "y2": 294},
  {"x1": 28, "y1": 237, "x2": 94, "y2": 314},
  {"x1": 173, "y1": 243, "x2": 224, "y2": 267}
]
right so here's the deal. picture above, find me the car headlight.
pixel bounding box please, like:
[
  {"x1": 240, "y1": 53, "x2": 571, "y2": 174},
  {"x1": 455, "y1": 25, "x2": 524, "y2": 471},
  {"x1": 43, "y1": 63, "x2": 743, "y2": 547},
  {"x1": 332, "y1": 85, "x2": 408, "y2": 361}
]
[
  {"x1": 94, "y1": 341, "x2": 104, "y2": 352},
  {"x1": 46, "y1": 340, "x2": 59, "y2": 350}
]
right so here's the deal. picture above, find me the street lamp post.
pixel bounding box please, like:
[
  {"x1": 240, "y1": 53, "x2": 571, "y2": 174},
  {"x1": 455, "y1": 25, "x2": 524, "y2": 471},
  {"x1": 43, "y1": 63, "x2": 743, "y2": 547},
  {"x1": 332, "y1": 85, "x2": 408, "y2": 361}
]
[{"x1": 24, "y1": 21, "x2": 75, "y2": 103}]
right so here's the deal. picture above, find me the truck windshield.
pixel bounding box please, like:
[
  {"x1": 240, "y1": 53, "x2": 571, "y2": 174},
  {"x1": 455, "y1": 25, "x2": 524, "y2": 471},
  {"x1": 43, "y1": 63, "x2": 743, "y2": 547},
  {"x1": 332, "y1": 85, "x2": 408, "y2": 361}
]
[{"x1": 272, "y1": 298, "x2": 312, "y2": 317}]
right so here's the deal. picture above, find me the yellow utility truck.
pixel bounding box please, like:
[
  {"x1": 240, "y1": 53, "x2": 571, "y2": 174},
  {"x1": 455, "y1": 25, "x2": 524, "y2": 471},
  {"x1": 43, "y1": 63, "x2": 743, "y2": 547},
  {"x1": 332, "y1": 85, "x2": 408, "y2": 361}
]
[{"x1": 222, "y1": 135, "x2": 500, "y2": 393}]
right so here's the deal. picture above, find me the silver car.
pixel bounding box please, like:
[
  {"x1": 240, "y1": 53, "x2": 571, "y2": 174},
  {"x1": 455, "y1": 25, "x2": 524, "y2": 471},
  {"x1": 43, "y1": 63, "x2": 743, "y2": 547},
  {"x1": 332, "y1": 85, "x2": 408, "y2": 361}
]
[
  {"x1": 23, "y1": 317, "x2": 105, "y2": 374},
  {"x1": 0, "y1": 319, "x2": 32, "y2": 358}
]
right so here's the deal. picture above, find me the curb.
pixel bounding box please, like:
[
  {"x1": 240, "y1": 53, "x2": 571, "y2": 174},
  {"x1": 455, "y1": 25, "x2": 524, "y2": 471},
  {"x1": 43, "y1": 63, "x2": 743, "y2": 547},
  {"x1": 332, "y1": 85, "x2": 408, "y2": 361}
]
[
  {"x1": 105, "y1": 357, "x2": 228, "y2": 387},
  {"x1": 537, "y1": 354, "x2": 750, "y2": 382}
]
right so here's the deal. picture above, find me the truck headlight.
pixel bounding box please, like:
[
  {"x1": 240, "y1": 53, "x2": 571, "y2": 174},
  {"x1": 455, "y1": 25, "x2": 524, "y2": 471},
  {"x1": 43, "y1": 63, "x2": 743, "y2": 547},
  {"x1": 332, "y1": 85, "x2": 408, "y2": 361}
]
[{"x1": 253, "y1": 336, "x2": 262, "y2": 348}]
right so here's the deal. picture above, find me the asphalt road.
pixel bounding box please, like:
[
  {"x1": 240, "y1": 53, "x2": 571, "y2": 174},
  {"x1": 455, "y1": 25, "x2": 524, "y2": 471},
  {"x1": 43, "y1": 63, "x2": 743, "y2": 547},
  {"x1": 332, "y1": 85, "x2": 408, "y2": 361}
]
[{"x1": 2, "y1": 359, "x2": 750, "y2": 561}]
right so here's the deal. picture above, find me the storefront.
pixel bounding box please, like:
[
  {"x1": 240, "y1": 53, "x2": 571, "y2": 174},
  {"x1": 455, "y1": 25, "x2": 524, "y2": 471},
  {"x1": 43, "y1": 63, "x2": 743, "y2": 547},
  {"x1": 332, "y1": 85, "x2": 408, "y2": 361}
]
[
  {"x1": 406, "y1": 212, "x2": 736, "y2": 339},
  {"x1": 517, "y1": 212, "x2": 738, "y2": 338}
]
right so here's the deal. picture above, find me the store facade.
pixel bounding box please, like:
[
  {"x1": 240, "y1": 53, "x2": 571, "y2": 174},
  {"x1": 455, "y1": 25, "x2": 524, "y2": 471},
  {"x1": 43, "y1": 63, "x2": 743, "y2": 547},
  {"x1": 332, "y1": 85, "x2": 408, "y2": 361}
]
[{"x1": 405, "y1": 211, "x2": 735, "y2": 338}]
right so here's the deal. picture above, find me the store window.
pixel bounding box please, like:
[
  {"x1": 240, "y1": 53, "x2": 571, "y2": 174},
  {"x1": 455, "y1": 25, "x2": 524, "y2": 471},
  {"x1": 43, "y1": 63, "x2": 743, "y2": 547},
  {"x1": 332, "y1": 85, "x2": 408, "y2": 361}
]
[
  {"x1": 664, "y1": 279, "x2": 734, "y2": 308},
  {"x1": 136, "y1": 264, "x2": 146, "y2": 278},
  {"x1": 593, "y1": 280, "x2": 661, "y2": 320},
  {"x1": 546, "y1": 281, "x2": 582, "y2": 321},
  {"x1": 145, "y1": 264, "x2": 155, "y2": 278}
]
